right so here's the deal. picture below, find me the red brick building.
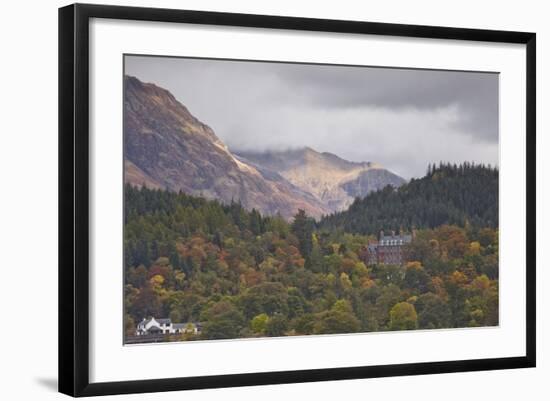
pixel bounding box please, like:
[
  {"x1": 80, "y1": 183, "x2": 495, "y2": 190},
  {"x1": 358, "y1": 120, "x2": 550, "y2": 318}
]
[{"x1": 366, "y1": 230, "x2": 413, "y2": 265}]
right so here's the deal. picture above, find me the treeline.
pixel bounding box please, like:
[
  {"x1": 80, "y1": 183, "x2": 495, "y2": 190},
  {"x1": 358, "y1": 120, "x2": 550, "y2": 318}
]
[
  {"x1": 321, "y1": 162, "x2": 498, "y2": 235},
  {"x1": 124, "y1": 183, "x2": 499, "y2": 341}
]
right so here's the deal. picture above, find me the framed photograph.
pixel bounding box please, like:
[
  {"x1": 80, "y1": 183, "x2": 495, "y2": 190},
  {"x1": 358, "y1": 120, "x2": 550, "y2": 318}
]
[{"x1": 59, "y1": 3, "x2": 536, "y2": 397}]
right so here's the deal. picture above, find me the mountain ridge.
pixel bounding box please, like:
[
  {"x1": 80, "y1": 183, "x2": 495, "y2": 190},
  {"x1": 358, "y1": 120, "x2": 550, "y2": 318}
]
[
  {"x1": 124, "y1": 75, "x2": 405, "y2": 219},
  {"x1": 235, "y1": 148, "x2": 405, "y2": 212},
  {"x1": 124, "y1": 75, "x2": 329, "y2": 219}
]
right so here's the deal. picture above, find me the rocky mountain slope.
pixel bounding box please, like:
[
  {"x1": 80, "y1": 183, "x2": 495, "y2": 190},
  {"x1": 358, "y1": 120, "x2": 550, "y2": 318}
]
[
  {"x1": 124, "y1": 75, "x2": 329, "y2": 219},
  {"x1": 124, "y1": 75, "x2": 405, "y2": 219},
  {"x1": 236, "y1": 148, "x2": 405, "y2": 212}
]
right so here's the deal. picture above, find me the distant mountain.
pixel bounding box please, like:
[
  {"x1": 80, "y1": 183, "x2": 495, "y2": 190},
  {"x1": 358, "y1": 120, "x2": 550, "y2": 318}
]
[
  {"x1": 235, "y1": 148, "x2": 406, "y2": 212},
  {"x1": 124, "y1": 75, "x2": 406, "y2": 219},
  {"x1": 320, "y1": 163, "x2": 499, "y2": 235},
  {"x1": 124, "y1": 75, "x2": 329, "y2": 219}
]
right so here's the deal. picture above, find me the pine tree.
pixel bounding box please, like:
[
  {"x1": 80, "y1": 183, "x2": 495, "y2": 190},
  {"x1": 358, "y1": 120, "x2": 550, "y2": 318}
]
[{"x1": 291, "y1": 209, "x2": 314, "y2": 258}]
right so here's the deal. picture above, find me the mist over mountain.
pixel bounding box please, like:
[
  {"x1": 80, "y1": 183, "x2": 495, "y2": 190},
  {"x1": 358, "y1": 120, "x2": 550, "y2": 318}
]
[
  {"x1": 124, "y1": 75, "x2": 331, "y2": 219},
  {"x1": 236, "y1": 148, "x2": 405, "y2": 212},
  {"x1": 124, "y1": 75, "x2": 405, "y2": 219}
]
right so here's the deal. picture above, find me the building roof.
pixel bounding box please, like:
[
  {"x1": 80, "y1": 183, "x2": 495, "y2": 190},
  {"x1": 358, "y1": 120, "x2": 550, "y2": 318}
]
[
  {"x1": 137, "y1": 318, "x2": 202, "y2": 332},
  {"x1": 137, "y1": 317, "x2": 171, "y2": 329},
  {"x1": 380, "y1": 233, "x2": 412, "y2": 244},
  {"x1": 137, "y1": 318, "x2": 152, "y2": 328}
]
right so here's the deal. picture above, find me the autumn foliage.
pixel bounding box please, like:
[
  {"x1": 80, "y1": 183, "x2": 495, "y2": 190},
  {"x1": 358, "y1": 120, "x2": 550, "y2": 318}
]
[{"x1": 124, "y1": 175, "x2": 499, "y2": 341}]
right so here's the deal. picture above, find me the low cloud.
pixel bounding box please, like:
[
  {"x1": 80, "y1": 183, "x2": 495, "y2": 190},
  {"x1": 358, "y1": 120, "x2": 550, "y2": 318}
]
[{"x1": 125, "y1": 55, "x2": 499, "y2": 179}]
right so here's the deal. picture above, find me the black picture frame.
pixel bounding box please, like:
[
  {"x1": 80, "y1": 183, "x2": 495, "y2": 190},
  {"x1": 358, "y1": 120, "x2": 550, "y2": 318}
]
[{"x1": 59, "y1": 3, "x2": 536, "y2": 397}]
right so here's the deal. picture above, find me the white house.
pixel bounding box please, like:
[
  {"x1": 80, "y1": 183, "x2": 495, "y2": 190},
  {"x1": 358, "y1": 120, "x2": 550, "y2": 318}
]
[{"x1": 136, "y1": 317, "x2": 200, "y2": 336}]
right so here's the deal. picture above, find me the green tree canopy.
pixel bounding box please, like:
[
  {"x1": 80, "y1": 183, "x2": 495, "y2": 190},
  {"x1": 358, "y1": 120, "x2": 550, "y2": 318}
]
[{"x1": 389, "y1": 302, "x2": 418, "y2": 330}]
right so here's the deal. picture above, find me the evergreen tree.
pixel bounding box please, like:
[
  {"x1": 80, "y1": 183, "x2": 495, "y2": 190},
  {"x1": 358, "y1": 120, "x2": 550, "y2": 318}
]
[
  {"x1": 321, "y1": 163, "x2": 498, "y2": 235},
  {"x1": 291, "y1": 209, "x2": 315, "y2": 258}
]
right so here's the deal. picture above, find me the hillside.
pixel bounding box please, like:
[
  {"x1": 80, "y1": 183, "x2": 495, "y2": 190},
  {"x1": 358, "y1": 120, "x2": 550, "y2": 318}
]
[
  {"x1": 320, "y1": 163, "x2": 499, "y2": 234},
  {"x1": 124, "y1": 184, "x2": 499, "y2": 341},
  {"x1": 124, "y1": 75, "x2": 405, "y2": 219},
  {"x1": 124, "y1": 75, "x2": 329, "y2": 219}
]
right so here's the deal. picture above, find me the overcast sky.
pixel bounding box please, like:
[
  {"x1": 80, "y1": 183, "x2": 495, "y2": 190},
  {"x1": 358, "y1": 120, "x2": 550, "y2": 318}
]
[{"x1": 125, "y1": 55, "x2": 499, "y2": 179}]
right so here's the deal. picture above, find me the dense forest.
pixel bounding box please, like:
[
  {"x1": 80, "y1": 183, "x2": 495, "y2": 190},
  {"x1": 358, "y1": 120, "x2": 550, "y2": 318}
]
[
  {"x1": 124, "y1": 164, "x2": 499, "y2": 341},
  {"x1": 321, "y1": 162, "x2": 498, "y2": 234}
]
